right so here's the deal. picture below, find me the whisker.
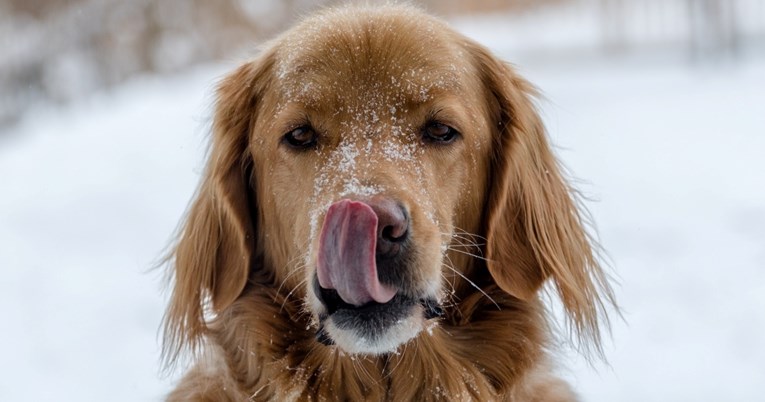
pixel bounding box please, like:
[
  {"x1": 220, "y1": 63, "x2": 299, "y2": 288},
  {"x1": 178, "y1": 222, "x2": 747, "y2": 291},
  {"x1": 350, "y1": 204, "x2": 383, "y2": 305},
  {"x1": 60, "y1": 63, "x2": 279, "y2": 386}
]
[
  {"x1": 274, "y1": 238, "x2": 313, "y2": 313},
  {"x1": 351, "y1": 355, "x2": 377, "y2": 384},
  {"x1": 275, "y1": 262, "x2": 305, "y2": 297},
  {"x1": 446, "y1": 232, "x2": 485, "y2": 247},
  {"x1": 440, "y1": 253, "x2": 463, "y2": 308},
  {"x1": 439, "y1": 272, "x2": 456, "y2": 301},
  {"x1": 441, "y1": 262, "x2": 499, "y2": 310},
  {"x1": 444, "y1": 238, "x2": 481, "y2": 250},
  {"x1": 249, "y1": 384, "x2": 268, "y2": 401},
  {"x1": 448, "y1": 227, "x2": 487, "y2": 242},
  {"x1": 448, "y1": 241, "x2": 486, "y2": 249},
  {"x1": 445, "y1": 246, "x2": 489, "y2": 262},
  {"x1": 383, "y1": 342, "x2": 407, "y2": 379},
  {"x1": 280, "y1": 276, "x2": 308, "y2": 313},
  {"x1": 440, "y1": 230, "x2": 487, "y2": 256},
  {"x1": 455, "y1": 227, "x2": 487, "y2": 239},
  {"x1": 275, "y1": 241, "x2": 311, "y2": 296}
]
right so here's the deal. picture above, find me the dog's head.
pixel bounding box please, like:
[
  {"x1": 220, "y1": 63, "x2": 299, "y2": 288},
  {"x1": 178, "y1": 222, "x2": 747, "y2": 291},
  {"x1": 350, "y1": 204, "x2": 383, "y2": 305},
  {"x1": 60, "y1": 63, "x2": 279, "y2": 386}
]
[{"x1": 163, "y1": 5, "x2": 613, "y2": 361}]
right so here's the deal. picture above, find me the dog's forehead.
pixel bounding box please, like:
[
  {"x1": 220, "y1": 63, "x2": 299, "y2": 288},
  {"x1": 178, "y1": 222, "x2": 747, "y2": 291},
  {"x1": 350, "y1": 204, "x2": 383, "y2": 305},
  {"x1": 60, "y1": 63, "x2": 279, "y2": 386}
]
[{"x1": 273, "y1": 8, "x2": 468, "y2": 108}]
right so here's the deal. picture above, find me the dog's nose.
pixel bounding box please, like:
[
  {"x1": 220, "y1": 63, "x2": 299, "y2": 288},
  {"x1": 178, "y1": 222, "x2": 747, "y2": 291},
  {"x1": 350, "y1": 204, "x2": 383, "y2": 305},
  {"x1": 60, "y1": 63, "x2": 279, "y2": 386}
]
[{"x1": 367, "y1": 197, "x2": 409, "y2": 257}]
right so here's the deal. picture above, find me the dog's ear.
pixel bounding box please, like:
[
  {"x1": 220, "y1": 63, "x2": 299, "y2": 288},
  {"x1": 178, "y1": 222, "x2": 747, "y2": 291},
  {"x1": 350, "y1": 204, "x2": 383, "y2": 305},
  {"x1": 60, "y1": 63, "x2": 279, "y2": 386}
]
[
  {"x1": 162, "y1": 54, "x2": 273, "y2": 365},
  {"x1": 468, "y1": 42, "x2": 615, "y2": 349}
]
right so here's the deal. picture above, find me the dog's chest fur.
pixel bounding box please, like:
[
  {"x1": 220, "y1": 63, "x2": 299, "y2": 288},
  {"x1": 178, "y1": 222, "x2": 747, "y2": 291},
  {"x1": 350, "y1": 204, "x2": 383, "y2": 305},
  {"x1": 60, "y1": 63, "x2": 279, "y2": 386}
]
[{"x1": 167, "y1": 286, "x2": 570, "y2": 402}]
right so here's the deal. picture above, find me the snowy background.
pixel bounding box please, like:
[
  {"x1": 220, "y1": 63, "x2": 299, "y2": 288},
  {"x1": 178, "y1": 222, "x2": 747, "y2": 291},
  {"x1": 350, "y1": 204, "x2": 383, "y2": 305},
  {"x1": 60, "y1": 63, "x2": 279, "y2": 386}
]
[{"x1": 1, "y1": 1, "x2": 764, "y2": 401}]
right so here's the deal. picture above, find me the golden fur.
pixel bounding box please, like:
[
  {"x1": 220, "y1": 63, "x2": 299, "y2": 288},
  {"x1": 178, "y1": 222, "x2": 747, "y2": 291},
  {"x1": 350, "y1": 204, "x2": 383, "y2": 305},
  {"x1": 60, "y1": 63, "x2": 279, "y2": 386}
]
[{"x1": 162, "y1": 5, "x2": 615, "y2": 401}]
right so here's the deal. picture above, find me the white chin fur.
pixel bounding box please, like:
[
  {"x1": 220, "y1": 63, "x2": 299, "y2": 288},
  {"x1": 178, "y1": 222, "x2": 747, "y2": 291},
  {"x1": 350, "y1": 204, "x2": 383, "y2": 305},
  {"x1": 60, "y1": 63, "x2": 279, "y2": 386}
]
[{"x1": 324, "y1": 307, "x2": 425, "y2": 355}]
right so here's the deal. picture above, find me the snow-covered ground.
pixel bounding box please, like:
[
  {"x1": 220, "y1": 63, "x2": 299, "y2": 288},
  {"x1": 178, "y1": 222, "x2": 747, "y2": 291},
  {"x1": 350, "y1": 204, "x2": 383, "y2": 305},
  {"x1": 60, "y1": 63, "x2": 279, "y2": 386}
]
[{"x1": 2, "y1": 11, "x2": 764, "y2": 402}]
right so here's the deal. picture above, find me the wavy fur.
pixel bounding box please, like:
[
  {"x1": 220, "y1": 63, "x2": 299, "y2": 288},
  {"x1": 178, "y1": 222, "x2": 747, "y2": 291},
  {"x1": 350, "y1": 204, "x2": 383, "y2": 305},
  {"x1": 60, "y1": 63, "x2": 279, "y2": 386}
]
[{"x1": 162, "y1": 4, "x2": 615, "y2": 401}]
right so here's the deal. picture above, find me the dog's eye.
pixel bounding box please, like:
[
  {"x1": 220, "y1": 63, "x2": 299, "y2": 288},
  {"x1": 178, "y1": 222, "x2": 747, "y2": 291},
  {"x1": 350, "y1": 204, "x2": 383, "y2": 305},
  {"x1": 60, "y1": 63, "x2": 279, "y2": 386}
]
[
  {"x1": 283, "y1": 126, "x2": 318, "y2": 150},
  {"x1": 422, "y1": 122, "x2": 460, "y2": 144}
]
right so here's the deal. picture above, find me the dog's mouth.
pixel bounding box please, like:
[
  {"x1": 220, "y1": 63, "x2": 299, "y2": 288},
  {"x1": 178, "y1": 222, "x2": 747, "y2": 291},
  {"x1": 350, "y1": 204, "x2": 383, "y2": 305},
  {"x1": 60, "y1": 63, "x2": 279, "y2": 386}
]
[
  {"x1": 314, "y1": 279, "x2": 443, "y2": 349},
  {"x1": 311, "y1": 198, "x2": 443, "y2": 354}
]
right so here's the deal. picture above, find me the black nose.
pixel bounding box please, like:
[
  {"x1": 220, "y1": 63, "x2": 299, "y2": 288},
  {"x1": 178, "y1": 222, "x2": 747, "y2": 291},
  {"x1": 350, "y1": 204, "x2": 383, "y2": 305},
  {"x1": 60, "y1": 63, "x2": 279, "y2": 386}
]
[{"x1": 366, "y1": 197, "x2": 409, "y2": 258}]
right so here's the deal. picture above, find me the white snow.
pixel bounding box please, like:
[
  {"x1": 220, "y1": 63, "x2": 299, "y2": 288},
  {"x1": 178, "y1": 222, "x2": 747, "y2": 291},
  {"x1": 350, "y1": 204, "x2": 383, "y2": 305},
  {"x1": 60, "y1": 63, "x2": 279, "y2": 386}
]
[
  {"x1": 0, "y1": 66, "x2": 220, "y2": 401},
  {"x1": 2, "y1": 9, "x2": 764, "y2": 402}
]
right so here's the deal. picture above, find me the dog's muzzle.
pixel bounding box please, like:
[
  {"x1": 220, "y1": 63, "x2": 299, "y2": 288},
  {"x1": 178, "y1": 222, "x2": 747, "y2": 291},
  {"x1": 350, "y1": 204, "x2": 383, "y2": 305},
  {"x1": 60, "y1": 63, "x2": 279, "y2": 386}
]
[{"x1": 313, "y1": 198, "x2": 442, "y2": 349}]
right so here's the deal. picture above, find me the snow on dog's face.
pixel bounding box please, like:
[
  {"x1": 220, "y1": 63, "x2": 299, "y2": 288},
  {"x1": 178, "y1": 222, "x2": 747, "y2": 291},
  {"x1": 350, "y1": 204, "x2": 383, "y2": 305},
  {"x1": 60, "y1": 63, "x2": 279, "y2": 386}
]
[{"x1": 247, "y1": 8, "x2": 492, "y2": 354}]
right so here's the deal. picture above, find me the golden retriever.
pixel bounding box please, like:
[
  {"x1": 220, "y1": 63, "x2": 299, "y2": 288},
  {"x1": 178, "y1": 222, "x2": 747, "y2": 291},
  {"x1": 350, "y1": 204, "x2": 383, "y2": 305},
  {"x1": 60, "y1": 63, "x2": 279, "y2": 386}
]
[{"x1": 162, "y1": 4, "x2": 615, "y2": 401}]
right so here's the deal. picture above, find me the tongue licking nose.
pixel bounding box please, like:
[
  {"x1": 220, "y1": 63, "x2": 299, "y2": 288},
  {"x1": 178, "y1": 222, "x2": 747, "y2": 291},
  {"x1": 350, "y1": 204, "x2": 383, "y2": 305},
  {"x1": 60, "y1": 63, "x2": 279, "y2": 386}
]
[{"x1": 317, "y1": 199, "x2": 397, "y2": 306}]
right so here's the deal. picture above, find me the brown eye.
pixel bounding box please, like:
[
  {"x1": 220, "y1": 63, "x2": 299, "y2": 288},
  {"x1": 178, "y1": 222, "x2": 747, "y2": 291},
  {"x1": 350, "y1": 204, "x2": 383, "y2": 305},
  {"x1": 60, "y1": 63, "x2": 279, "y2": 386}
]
[
  {"x1": 422, "y1": 122, "x2": 460, "y2": 144},
  {"x1": 283, "y1": 125, "x2": 318, "y2": 149}
]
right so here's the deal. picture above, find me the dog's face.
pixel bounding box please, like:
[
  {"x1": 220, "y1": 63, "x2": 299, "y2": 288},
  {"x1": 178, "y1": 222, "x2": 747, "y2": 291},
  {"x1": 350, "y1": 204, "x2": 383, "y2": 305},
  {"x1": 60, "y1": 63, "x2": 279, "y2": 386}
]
[
  {"x1": 163, "y1": 6, "x2": 612, "y2": 365},
  {"x1": 250, "y1": 11, "x2": 492, "y2": 353}
]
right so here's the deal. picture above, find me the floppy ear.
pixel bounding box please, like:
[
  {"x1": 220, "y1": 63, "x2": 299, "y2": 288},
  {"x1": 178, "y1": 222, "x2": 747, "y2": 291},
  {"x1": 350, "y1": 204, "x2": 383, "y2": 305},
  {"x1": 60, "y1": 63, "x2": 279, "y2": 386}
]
[
  {"x1": 162, "y1": 56, "x2": 272, "y2": 365},
  {"x1": 469, "y1": 43, "x2": 615, "y2": 349}
]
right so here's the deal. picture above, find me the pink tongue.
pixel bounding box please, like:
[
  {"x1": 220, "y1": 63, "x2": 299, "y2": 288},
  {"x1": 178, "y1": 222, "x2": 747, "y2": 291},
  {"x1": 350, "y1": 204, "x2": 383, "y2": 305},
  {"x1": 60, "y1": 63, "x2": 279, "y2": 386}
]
[{"x1": 317, "y1": 199, "x2": 397, "y2": 306}]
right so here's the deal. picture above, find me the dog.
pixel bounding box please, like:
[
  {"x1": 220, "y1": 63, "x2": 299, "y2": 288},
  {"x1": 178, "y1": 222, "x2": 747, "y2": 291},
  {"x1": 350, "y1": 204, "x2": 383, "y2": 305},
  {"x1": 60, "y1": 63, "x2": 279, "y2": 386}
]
[{"x1": 162, "y1": 4, "x2": 615, "y2": 401}]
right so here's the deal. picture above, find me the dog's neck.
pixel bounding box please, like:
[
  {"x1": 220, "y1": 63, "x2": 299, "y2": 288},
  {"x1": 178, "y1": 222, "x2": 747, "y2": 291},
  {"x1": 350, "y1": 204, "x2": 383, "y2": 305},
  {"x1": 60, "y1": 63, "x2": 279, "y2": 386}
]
[{"x1": 181, "y1": 284, "x2": 548, "y2": 401}]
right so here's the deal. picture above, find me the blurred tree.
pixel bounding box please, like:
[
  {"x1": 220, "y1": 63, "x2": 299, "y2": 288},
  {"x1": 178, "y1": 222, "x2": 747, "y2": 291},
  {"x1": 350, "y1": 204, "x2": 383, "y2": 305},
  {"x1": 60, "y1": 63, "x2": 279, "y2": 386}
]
[
  {"x1": 2, "y1": 0, "x2": 668, "y2": 130},
  {"x1": 599, "y1": 0, "x2": 744, "y2": 59},
  {"x1": 688, "y1": 0, "x2": 740, "y2": 58},
  {"x1": 0, "y1": 0, "x2": 276, "y2": 128}
]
